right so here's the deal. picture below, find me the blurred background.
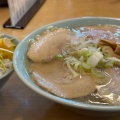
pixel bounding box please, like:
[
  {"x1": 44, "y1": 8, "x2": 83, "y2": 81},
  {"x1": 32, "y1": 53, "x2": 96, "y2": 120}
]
[{"x1": 0, "y1": 0, "x2": 120, "y2": 40}]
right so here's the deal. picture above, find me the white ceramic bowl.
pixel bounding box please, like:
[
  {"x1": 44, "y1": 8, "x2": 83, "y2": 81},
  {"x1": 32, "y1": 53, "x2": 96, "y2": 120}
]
[
  {"x1": 0, "y1": 33, "x2": 19, "y2": 89},
  {"x1": 13, "y1": 17, "x2": 120, "y2": 116}
]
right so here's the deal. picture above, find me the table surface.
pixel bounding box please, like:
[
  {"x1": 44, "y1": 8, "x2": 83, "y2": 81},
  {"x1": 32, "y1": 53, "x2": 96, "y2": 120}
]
[{"x1": 0, "y1": 0, "x2": 120, "y2": 120}]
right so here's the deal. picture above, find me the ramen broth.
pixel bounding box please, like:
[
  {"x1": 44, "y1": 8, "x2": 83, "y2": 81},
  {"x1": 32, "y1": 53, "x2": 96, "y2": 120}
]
[{"x1": 27, "y1": 25, "x2": 120, "y2": 105}]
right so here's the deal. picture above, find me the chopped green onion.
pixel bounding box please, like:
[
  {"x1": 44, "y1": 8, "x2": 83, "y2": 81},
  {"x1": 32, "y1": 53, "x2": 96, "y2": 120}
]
[
  {"x1": 77, "y1": 48, "x2": 90, "y2": 58},
  {"x1": 105, "y1": 60, "x2": 115, "y2": 68},
  {"x1": 55, "y1": 54, "x2": 63, "y2": 59},
  {"x1": 87, "y1": 52, "x2": 103, "y2": 67},
  {"x1": 97, "y1": 58, "x2": 107, "y2": 68},
  {"x1": 81, "y1": 62, "x2": 91, "y2": 72},
  {"x1": 56, "y1": 39, "x2": 120, "y2": 79},
  {"x1": 74, "y1": 62, "x2": 81, "y2": 71},
  {"x1": 91, "y1": 68, "x2": 105, "y2": 79},
  {"x1": 108, "y1": 57, "x2": 120, "y2": 63}
]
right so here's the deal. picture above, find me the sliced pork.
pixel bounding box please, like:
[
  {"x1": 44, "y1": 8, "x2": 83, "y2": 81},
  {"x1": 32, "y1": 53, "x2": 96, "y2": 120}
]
[
  {"x1": 30, "y1": 60, "x2": 96, "y2": 98},
  {"x1": 27, "y1": 28, "x2": 75, "y2": 62},
  {"x1": 114, "y1": 44, "x2": 120, "y2": 56}
]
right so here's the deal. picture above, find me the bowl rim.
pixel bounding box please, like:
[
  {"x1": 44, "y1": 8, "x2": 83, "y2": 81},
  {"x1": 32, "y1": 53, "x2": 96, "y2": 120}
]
[
  {"x1": 13, "y1": 17, "x2": 120, "y2": 112},
  {"x1": 0, "y1": 32, "x2": 20, "y2": 80}
]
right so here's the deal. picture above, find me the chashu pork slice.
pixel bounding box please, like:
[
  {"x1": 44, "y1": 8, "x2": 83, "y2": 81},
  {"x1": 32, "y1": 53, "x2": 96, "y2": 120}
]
[
  {"x1": 30, "y1": 60, "x2": 96, "y2": 99},
  {"x1": 97, "y1": 67, "x2": 120, "y2": 105},
  {"x1": 27, "y1": 28, "x2": 75, "y2": 62}
]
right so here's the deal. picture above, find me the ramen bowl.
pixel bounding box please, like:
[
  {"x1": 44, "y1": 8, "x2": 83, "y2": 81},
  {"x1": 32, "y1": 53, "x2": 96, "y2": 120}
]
[
  {"x1": 13, "y1": 17, "x2": 120, "y2": 116},
  {"x1": 0, "y1": 33, "x2": 19, "y2": 89}
]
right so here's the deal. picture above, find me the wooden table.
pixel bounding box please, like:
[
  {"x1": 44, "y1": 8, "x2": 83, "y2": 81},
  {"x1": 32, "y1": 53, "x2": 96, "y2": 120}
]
[{"x1": 0, "y1": 0, "x2": 120, "y2": 119}]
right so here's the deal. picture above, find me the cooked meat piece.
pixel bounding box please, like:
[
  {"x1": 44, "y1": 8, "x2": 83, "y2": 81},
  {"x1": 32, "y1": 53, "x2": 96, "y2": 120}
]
[
  {"x1": 114, "y1": 44, "x2": 120, "y2": 56},
  {"x1": 27, "y1": 28, "x2": 75, "y2": 62},
  {"x1": 98, "y1": 39, "x2": 117, "y2": 50},
  {"x1": 98, "y1": 39, "x2": 120, "y2": 58},
  {"x1": 101, "y1": 46, "x2": 120, "y2": 67},
  {"x1": 101, "y1": 46, "x2": 120, "y2": 58},
  {"x1": 30, "y1": 60, "x2": 96, "y2": 98},
  {"x1": 97, "y1": 67, "x2": 120, "y2": 105}
]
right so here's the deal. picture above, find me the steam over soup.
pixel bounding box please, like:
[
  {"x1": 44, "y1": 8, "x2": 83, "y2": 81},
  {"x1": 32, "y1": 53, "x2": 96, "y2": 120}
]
[{"x1": 27, "y1": 25, "x2": 120, "y2": 105}]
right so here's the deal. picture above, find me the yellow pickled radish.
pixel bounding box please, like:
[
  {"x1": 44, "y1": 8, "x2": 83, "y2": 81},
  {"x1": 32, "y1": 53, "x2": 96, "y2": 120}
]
[
  {"x1": 4, "y1": 52, "x2": 13, "y2": 60},
  {"x1": 2, "y1": 37, "x2": 15, "y2": 49},
  {"x1": 1, "y1": 38, "x2": 15, "y2": 60},
  {"x1": 3, "y1": 47, "x2": 15, "y2": 60},
  {"x1": 0, "y1": 39, "x2": 3, "y2": 48}
]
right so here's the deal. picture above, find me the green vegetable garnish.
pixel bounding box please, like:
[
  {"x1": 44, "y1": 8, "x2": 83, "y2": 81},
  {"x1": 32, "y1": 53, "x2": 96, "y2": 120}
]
[
  {"x1": 87, "y1": 52, "x2": 103, "y2": 67},
  {"x1": 105, "y1": 60, "x2": 115, "y2": 68},
  {"x1": 97, "y1": 58, "x2": 107, "y2": 68},
  {"x1": 91, "y1": 68, "x2": 105, "y2": 79},
  {"x1": 55, "y1": 54, "x2": 63, "y2": 59},
  {"x1": 81, "y1": 62, "x2": 91, "y2": 72},
  {"x1": 77, "y1": 48, "x2": 90, "y2": 58},
  {"x1": 55, "y1": 38, "x2": 120, "y2": 80}
]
